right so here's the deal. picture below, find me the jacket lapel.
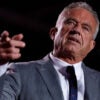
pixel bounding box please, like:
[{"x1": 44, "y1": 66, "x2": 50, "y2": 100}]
[
  {"x1": 36, "y1": 55, "x2": 100, "y2": 100},
  {"x1": 37, "y1": 55, "x2": 64, "y2": 100},
  {"x1": 82, "y1": 63, "x2": 100, "y2": 100}
]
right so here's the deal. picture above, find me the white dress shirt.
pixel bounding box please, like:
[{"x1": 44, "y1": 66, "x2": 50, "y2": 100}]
[
  {"x1": 0, "y1": 63, "x2": 9, "y2": 76},
  {"x1": 50, "y1": 53, "x2": 85, "y2": 100}
]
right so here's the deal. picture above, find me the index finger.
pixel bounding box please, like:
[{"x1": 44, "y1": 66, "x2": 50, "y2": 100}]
[
  {"x1": 0, "y1": 30, "x2": 10, "y2": 42},
  {"x1": 12, "y1": 33, "x2": 24, "y2": 40}
]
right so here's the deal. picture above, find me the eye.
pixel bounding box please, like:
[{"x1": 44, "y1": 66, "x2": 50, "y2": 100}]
[
  {"x1": 66, "y1": 20, "x2": 76, "y2": 25},
  {"x1": 82, "y1": 26, "x2": 90, "y2": 32},
  {"x1": 65, "y1": 19, "x2": 76, "y2": 26}
]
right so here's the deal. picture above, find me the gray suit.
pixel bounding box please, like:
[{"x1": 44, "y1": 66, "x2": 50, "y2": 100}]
[{"x1": 0, "y1": 54, "x2": 100, "y2": 100}]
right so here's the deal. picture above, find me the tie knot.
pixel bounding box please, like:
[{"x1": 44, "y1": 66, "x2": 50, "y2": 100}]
[
  {"x1": 66, "y1": 66, "x2": 74, "y2": 73},
  {"x1": 66, "y1": 66, "x2": 76, "y2": 79},
  {"x1": 59, "y1": 66, "x2": 77, "y2": 86},
  {"x1": 59, "y1": 66, "x2": 75, "y2": 79}
]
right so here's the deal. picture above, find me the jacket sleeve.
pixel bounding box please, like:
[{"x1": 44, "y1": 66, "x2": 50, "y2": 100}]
[{"x1": 0, "y1": 63, "x2": 21, "y2": 100}]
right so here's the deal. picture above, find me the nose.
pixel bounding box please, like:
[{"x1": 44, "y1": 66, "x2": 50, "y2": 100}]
[
  {"x1": 69, "y1": 30, "x2": 80, "y2": 35},
  {"x1": 71, "y1": 24, "x2": 81, "y2": 35}
]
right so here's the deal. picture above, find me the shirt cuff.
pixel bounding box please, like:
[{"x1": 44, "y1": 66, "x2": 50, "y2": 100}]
[{"x1": 0, "y1": 62, "x2": 9, "y2": 77}]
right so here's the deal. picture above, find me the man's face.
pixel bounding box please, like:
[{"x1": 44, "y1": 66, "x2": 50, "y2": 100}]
[{"x1": 53, "y1": 8, "x2": 97, "y2": 58}]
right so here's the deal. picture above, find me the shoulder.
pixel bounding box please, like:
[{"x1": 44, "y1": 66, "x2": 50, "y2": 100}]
[
  {"x1": 7, "y1": 54, "x2": 51, "y2": 73},
  {"x1": 87, "y1": 66, "x2": 100, "y2": 75},
  {"x1": 5, "y1": 60, "x2": 44, "y2": 79},
  {"x1": 82, "y1": 63, "x2": 100, "y2": 77},
  {"x1": 8, "y1": 60, "x2": 44, "y2": 71}
]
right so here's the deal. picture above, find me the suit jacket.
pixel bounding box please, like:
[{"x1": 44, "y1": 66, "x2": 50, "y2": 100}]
[{"x1": 0, "y1": 54, "x2": 100, "y2": 100}]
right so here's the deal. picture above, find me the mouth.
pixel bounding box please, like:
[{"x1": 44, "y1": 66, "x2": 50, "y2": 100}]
[{"x1": 68, "y1": 37, "x2": 80, "y2": 44}]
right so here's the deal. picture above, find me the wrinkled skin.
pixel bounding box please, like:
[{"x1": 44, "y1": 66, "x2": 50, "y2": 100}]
[{"x1": 49, "y1": 8, "x2": 97, "y2": 64}]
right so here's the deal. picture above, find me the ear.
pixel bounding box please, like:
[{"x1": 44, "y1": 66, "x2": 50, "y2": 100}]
[
  {"x1": 90, "y1": 40, "x2": 96, "y2": 51},
  {"x1": 49, "y1": 27, "x2": 57, "y2": 40}
]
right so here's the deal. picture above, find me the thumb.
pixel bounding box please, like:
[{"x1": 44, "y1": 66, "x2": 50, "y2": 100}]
[{"x1": 0, "y1": 30, "x2": 10, "y2": 42}]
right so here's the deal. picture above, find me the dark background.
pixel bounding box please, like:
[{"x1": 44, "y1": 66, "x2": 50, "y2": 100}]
[{"x1": 0, "y1": 0, "x2": 100, "y2": 71}]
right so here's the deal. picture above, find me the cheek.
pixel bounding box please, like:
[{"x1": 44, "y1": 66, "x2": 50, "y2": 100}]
[
  {"x1": 82, "y1": 36, "x2": 92, "y2": 51},
  {"x1": 54, "y1": 34, "x2": 62, "y2": 45},
  {"x1": 54, "y1": 32, "x2": 66, "y2": 48},
  {"x1": 82, "y1": 32, "x2": 92, "y2": 43},
  {"x1": 58, "y1": 25, "x2": 71, "y2": 35},
  {"x1": 54, "y1": 25, "x2": 72, "y2": 46}
]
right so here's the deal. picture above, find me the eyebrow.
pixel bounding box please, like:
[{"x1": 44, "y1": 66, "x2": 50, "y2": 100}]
[
  {"x1": 66, "y1": 18, "x2": 77, "y2": 22},
  {"x1": 64, "y1": 18, "x2": 78, "y2": 24},
  {"x1": 66, "y1": 18, "x2": 92, "y2": 31}
]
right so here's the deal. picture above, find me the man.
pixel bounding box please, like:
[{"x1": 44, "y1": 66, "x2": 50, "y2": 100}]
[{"x1": 0, "y1": 1, "x2": 100, "y2": 100}]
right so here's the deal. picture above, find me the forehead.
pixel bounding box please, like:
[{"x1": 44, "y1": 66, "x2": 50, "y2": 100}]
[{"x1": 62, "y1": 8, "x2": 97, "y2": 26}]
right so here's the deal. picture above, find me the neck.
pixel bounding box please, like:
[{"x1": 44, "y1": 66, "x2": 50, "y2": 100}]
[{"x1": 53, "y1": 51, "x2": 83, "y2": 64}]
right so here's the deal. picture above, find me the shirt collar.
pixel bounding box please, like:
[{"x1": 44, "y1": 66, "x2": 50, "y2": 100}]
[
  {"x1": 50, "y1": 53, "x2": 72, "y2": 68},
  {"x1": 50, "y1": 53, "x2": 83, "y2": 80}
]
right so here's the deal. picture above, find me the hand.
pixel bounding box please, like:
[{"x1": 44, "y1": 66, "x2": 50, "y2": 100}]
[{"x1": 0, "y1": 30, "x2": 26, "y2": 65}]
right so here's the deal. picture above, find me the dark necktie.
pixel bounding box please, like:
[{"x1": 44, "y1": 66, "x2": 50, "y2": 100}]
[{"x1": 59, "y1": 66, "x2": 78, "y2": 100}]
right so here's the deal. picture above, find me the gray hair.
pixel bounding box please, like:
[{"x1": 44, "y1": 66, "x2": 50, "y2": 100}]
[{"x1": 59, "y1": 2, "x2": 99, "y2": 39}]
